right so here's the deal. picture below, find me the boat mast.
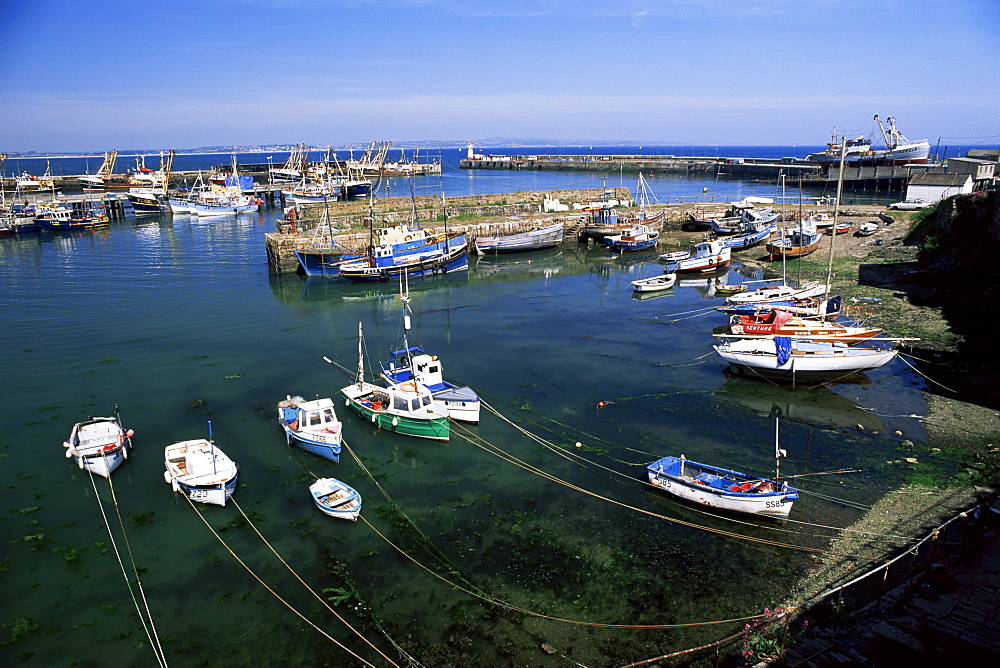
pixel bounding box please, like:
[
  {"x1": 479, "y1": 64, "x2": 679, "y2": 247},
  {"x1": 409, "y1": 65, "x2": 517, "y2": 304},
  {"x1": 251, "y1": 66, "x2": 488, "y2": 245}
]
[
  {"x1": 356, "y1": 322, "x2": 365, "y2": 389},
  {"x1": 824, "y1": 136, "x2": 848, "y2": 299},
  {"x1": 772, "y1": 409, "x2": 786, "y2": 481}
]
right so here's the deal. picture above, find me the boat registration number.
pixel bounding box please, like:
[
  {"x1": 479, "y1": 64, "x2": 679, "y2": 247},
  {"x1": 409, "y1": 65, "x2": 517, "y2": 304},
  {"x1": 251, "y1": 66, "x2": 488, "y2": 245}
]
[
  {"x1": 190, "y1": 489, "x2": 211, "y2": 501},
  {"x1": 765, "y1": 499, "x2": 784, "y2": 508}
]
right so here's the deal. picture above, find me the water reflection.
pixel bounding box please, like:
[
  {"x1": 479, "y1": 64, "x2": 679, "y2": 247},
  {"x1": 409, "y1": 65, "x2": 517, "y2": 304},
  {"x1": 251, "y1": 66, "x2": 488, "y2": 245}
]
[{"x1": 713, "y1": 375, "x2": 884, "y2": 432}]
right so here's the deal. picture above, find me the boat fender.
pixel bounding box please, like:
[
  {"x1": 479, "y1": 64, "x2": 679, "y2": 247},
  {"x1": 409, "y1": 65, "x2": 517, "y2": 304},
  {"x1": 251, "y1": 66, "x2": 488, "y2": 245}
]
[
  {"x1": 345, "y1": 398, "x2": 351, "y2": 407},
  {"x1": 371, "y1": 412, "x2": 378, "y2": 424},
  {"x1": 379, "y1": 270, "x2": 388, "y2": 281},
  {"x1": 122, "y1": 446, "x2": 129, "y2": 459},
  {"x1": 163, "y1": 470, "x2": 173, "y2": 484},
  {"x1": 391, "y1": 417, "x2": 399, "y2": 427},
  {"x1": 78, "y1": 456, "x2": 85, "y2": 470},
  {"x1": 64, "y1": 443, "x2": 75, "y2": 458},
  {"x1": 171, "y1": 478, "x2": 180, "y2": 494}
]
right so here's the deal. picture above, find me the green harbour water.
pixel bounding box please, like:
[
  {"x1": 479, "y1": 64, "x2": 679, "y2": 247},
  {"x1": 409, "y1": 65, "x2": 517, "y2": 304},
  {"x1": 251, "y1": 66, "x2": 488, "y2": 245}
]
[{"x1": 1, "y1": 206, "x2": 929, "y2": 666}]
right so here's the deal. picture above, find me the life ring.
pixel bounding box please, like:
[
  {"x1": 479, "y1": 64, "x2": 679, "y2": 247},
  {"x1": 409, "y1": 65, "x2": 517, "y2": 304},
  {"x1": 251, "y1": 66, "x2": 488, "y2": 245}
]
[
  {"x1": 404, "y1": 235, "x2": 412, "y2": 241},
  {"x1": 379, "y1": 270, "x2": 388, "y2": 281},
  {"x1": 101, "y1": 444, "x2": 116, "y2": 453},
  {"x1": 401, "y1": 381, "x2": 417, "y2": 392}
]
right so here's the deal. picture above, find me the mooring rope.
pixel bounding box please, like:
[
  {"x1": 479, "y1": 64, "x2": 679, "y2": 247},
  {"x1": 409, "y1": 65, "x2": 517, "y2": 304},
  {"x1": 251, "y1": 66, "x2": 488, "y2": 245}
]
[
  {"x1": 228, "y1": 498, "x2": 403, "y2": 668},
  {"x1": 88, "y1": 465, "x2": 169, "y2": 668},
  {"x1": 896, "y1": 352, "x2": 957, "y2": 393},
  {"x1": 179, "y1": 493, "x2": 378, "y2": 667}
]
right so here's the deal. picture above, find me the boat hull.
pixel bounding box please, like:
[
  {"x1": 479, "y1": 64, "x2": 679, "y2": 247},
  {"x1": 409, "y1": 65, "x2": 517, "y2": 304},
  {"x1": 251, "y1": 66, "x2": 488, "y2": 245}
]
[
  {"x1": 309, "y1": 478, "x2": 362, "y2": 521},
  {"x1": 647, "y1": 456, "x2": 797, "y2": 518},
  {"x1": 338, "y1": 242, "x2": 469, "y2": 282},
  {"x1": 164, "y1": 439, "x2": 239, "y2": 506},
  {"x1": 341, "y1": 383, "x2": 450, "y2": 440},
  {"x1": 715, "y1": 339, "x2": 897, "y2": 381},
  {"x1": 63, "y1": 416, "x2": 132, "y2": 478},
  {"x1": 474, "y1": 222, "x2": 564, "y2": 254}
]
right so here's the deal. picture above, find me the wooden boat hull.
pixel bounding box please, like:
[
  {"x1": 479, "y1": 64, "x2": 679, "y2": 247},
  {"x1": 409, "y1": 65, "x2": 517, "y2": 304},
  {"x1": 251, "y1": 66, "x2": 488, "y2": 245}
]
[
  {"x1": 309, "y1": 478, "x2": 362, "y2": 521},
  {"x1": 647, "y1": 456, "x2": 798, "y2": 518},
  {"x1": 474, "y1": 222, "x2": 564, "y2": 254}
]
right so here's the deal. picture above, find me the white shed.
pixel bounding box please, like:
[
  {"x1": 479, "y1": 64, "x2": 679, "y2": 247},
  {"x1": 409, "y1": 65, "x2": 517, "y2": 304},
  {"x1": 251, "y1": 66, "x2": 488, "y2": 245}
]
[
  {"x1": 904, "y1": 173, "x2": 973, "y2": 203},
  {"x1": 945, "y1": 157, "x2": 995, "y2": 181}
]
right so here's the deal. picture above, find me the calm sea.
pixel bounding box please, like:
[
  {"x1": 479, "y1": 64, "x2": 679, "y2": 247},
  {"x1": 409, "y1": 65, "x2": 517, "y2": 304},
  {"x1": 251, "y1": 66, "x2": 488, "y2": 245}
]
[{"x1": 1, "y1": 160, "x2": 931, "y2": 665}]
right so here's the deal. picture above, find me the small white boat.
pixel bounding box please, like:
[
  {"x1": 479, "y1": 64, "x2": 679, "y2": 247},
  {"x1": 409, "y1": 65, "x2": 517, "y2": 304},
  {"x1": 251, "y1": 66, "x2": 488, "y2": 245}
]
[
  {"x1": 647, "y1": 455, "x2": 798, "y2": 518},
  {"x1": 309, "y1": 477, "x2": 362, "y2": 521},
  {"x1": 631, "y1": 273, "x2": 677, "y2": 292},
  {"x1": 658, "y1": 250, "x2": 690, "y2": 262},
  {"x1": 725, "y1": 281, "x2": 828, "y2": 304},
  {"x1": 277, "y1": 396, "x2": 343, "y2": 462},
  {"x1": 63, "y1": 410, "x2": 134, "y2": 478},
  {"x1": 856, "y1": 221, "x2": 879, "y2": 236},
  {"x1": 163, "y1": 426, "x2": 239, "y2": 506}
]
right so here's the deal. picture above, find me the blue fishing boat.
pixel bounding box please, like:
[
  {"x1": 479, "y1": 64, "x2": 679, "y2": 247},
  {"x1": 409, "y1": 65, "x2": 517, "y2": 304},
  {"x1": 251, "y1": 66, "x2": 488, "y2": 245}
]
[
  {"x1": 309, "y1": 477, "x2": 362, "y2": 521},
  {"x1": 277, "y1": 396, "x2": 343, "y2": 462},
  {"x1": 603, "y1": 223, "x2": 659, "y2": 252},
  {"x1": 719, "y1": 222, "x2": 776, "y2": 250},
  {"x1": 294, "y1": 221, "x2": 441, "y2": 277},
  {"x1": 35, "y1": 203, "x2": 110, "y2": 231},
  {"x1": 337, "y1": 233, "x2": 469, "y2": 282}
]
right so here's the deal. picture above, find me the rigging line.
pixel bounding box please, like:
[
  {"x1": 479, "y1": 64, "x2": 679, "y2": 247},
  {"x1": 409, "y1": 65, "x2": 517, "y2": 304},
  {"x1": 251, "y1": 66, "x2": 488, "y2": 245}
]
[
  {"x1": 228, "y1": 498, "x2": 402, "y2": 668},
  {"x1": 451, "y1": 427, "x2": 874, "y2": 559},
  {"x1": 655, "y1": 350, "x2": 717, "y2": 367},
  {"x1": 341, "y1": 439, "x2": 490, "y2": 598},
  {"x1": 657, "y1": 306, "x2": 719, "y2": 318},
  {"x1": 358, "y1": 514, "x2": 767, "y2": 631},
  {"x1": 455, "y1": 419, "x2": 912, "y2": 545},
  {"x1": 896, "y1": 353, "x2": 957, "y2": 393},
  {"x1": 179, "y1": 493, "x2": 377, "y2": 668},
  {"x1": 87, "y1": 468, "x2": 168, "y2": 668}
]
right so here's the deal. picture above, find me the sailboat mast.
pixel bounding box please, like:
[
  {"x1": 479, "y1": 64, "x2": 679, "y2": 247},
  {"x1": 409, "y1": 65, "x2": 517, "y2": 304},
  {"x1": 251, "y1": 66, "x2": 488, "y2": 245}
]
[
  {"x1": 356, "y1": 322, "x2": 365, "y2": 389},
  {"x1": 825, "y1": 137, "x2": 848, "y2": 298}
]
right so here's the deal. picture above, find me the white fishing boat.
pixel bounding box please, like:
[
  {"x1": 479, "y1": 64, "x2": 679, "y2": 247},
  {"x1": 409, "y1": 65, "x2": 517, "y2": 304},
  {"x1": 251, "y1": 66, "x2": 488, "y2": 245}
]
[
  {"x1": 806, "y1": 115, "x2": 930, "y2": 166},
  {"x1": 661, "y1": 239, "x2": 731, "y2": 273},
  {"x1": 631, "y1": 273, "x2": 677, "y2": 292},
  {"x1": 62, "y1": 410, "x2": 134, "y2": 478},
  {"x1": 309, "y1": 477, "x2": 362, "y2": 521},
  {"x1": 714, "y1": 337, "x2": 897, "y2": 381},
  {"x1": 163, "y1": 424, "x2": 239, "y2": 506},
  {"x1": 378, "y1": 277, "x2": 481, "y2": 422},
  {"x1": 277, "y1": 396, "x2": 343, "y2": 462}
]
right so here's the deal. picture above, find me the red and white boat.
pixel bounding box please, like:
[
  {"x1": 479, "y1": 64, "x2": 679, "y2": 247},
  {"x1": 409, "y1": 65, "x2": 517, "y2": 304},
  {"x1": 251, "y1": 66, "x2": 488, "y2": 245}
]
[{"x1": 725, "y1": 310, "x2": 882, "y2": 344}]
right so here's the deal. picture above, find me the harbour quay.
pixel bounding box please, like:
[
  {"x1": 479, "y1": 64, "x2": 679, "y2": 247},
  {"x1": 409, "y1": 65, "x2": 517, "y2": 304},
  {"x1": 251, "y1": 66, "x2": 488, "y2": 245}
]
[{"x1": 460, "y1": 152, "x2": 818, "y2": 180}]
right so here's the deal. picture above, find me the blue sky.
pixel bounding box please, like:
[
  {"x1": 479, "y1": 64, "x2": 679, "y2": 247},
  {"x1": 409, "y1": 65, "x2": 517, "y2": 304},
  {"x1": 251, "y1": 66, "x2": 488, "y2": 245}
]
[{"x1": 1, "y1": 0, "x2": 997, "y2": 152}]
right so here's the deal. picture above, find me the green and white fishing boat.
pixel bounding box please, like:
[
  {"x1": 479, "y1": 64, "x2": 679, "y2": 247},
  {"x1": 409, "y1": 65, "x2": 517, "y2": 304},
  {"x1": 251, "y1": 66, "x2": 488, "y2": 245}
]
[{"x1": 339, "y1": 323, "x2": 450, "y2": 441}]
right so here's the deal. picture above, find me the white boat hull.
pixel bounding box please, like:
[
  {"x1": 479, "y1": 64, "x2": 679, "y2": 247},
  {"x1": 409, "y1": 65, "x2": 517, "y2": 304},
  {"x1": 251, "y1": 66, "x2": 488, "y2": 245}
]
[{"x1": 715, "y1": 339, "x2": 897, "y2": 380}]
